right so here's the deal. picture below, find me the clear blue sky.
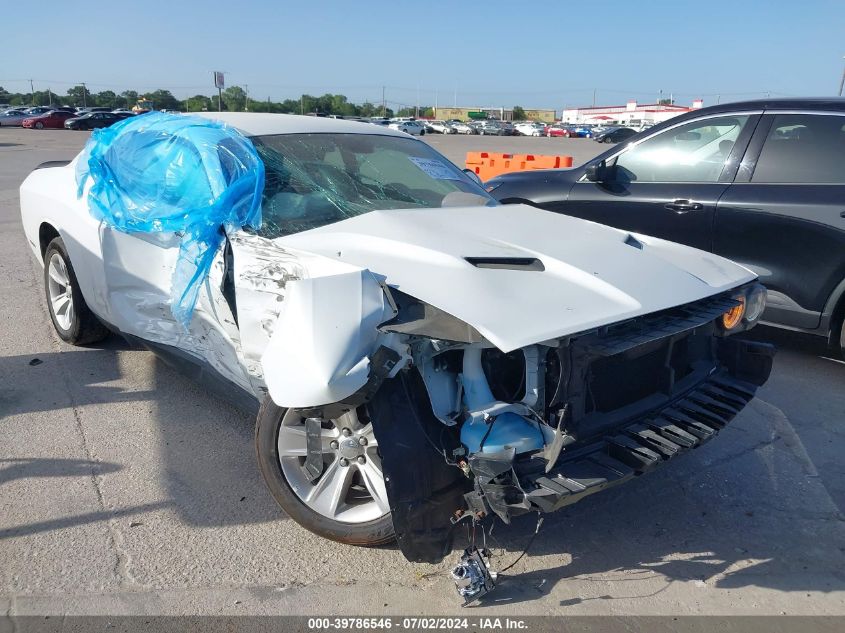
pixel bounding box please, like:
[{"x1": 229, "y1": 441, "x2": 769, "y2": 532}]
[{"x1": 2, "y1": 0, "x2": 844, "y2": 110}]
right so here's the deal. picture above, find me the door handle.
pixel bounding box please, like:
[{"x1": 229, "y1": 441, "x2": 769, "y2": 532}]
[{"x1": 664, "y1": 199, "x2": 704, "y2": 213}]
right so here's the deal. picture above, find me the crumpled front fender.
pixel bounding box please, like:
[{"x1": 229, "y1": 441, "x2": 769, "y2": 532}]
[{"x1": 260, "y1": 269, "x2": 392, "y2": 408}]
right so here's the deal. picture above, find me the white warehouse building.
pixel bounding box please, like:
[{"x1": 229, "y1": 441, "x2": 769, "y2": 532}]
[{"x1": 560, "y1": 99, "x2": 704, "y2": 125}]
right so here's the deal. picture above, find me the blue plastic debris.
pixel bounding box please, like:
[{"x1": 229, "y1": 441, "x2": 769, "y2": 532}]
[{"x1": 75, "y1": 112, "x2": 264, "y2": 326}]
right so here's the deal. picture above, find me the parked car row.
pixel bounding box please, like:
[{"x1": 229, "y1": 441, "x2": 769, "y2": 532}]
[
  {"x1": 0, "y1": 106, "x2": 138, "y2": 130},
  {"x1": 394, "y1": 118, "x2": 643, "y2": 143}
]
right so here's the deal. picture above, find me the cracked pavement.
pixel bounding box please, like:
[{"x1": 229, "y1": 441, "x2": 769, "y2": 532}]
[{"x1": 1, "y1": 130, "x2": 844, "y2": 617}]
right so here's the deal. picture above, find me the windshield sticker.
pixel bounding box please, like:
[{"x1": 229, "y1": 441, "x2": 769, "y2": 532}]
[{"x1": 408, "y1": 157, "x2": 462, "y2": 180}]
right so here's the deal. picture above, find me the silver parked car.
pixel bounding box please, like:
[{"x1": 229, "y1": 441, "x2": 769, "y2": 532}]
[{"x1": 0, "y1": 110, "x2": 29, "y2": 127}]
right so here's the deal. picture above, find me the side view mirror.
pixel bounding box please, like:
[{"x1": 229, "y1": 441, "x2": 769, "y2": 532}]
[
  {"x1": 584, "y1": 160, "x2": 608, "y2": 182},
  {"x1": 463, "y1": 168, "x2": 484, "y2": 187}
]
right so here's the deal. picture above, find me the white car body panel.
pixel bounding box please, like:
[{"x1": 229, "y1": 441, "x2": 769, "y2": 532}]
[
  {"x1": 260, "y1": 268, "x2": 392, "y2": 407},
  {"x1": 20, "y1": 112, "x2": 755, "y2": 410},
  {"x1": 278, "y1": 205, "x2": 755, "y2": 353}
]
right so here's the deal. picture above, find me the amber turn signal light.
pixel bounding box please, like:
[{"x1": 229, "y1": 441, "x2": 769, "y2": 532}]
[{"x1": 721, "y1": 296, "x2": 746, "y2": 330}]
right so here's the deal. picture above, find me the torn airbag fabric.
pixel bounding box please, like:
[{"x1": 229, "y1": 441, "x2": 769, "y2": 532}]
[{"x1": 75, "y1": 112, "x2": 264, "y2": 325}]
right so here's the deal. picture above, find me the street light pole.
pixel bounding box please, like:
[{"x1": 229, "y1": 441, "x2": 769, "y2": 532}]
[
  {"x1": 29, "y1": 79, "x2": 34, "y2": 105},
  {"x1": 81, "y1": 82, "x2": 87, "y2": 108},
  {"x1": 838, "y1": 56, "x2": 845, "y2": 96}
]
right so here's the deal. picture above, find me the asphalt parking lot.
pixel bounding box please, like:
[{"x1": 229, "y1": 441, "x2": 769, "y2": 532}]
[{"x1": 1, "y1": 127, "x2": 844, "y2": 618}]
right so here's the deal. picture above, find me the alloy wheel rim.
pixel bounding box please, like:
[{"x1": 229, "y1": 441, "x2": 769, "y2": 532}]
[
  {"x1": 278, "y1": 408, "x2": 388, "y2": 524},
  {"x1": 47, "y1": 253, "x2": 74, "y2": 331}
]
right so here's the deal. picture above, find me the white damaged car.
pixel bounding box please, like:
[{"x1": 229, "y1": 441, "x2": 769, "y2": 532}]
[{"x1": 20, "y1": 113, "x2": 774, "y2": 564}]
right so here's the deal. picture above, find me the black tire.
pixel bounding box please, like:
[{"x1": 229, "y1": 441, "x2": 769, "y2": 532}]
[
  {"x1": 35, "y1": 122, "x2": 44, "y2": 129},
  {"x1": 255, "y1": 397, "x2": 395, "y2": 546},
  {"x1": 419, "y1": 129, "x2": 425, "y2": 136},
  {"x1": 836, "y1": 317, "x2": 845, "y2": 359},
  {"x1": 43, "y1": 237, "x2": 109, "y2": 345}
]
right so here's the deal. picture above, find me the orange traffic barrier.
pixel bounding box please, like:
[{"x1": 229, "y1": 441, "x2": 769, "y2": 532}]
[{"x1": 465, "y1": 152, "x2": 573, "y2": 181}]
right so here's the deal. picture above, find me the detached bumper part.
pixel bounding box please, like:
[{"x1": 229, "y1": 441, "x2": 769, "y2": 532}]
[{"x1": 525, "y1": 368, "x2": 762, "y2": 514}]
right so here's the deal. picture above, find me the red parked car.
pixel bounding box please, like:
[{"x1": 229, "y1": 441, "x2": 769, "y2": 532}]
[
  {"x1": 543, "y1": 124, "x2": 577, "y2": 138},
  {"x1": 22, "y1": 110, "x2": 76, "y2": 129}
]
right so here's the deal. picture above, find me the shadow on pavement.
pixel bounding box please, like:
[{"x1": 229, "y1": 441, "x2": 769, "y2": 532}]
[
  {"x1": 0, "y1": 337, "x2": 156, "y2": 418},
  {"x1": 0, "y1": 457, "x2": 121, "y2": 486},
  {"x1": 0, "y1": 501, "x2": 172, "y2": 539},
  {"x1": 149, "y1": 353, "x2": 285, "y2": 527}
]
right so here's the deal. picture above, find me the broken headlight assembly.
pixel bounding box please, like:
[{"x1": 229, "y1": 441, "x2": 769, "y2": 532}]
[{"x1": 719, "y1": 282, "x2": 767, "y2": 333}]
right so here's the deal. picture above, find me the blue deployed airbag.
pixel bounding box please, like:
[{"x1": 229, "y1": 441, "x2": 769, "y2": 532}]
[{"x1": 75, "y1": 112, "x2": 264, "y2": 326}]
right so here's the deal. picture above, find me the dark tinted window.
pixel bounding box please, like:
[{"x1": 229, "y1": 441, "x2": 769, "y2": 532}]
[{"x1": 752, "y1": 114, "x2": 845, "y2": 183}]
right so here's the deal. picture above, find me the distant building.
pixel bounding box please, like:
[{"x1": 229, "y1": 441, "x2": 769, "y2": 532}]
[
  {"x1": 433, "y1": 107, "x2": 556, "y2": 123},
  {"x1": 560, "y1": 99, "x2": 703, "y2": 125}
]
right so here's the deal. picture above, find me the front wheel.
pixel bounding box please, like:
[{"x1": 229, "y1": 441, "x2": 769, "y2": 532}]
[
  {"x1": 35, "y1": 121, "x2": 44, "y2": 129},
  {"x1": 255, "y1": 398, "x2": 394, "y2": 546},
  {"x1": 43, "y1": 237, "x2": 109, "y2": 345}
]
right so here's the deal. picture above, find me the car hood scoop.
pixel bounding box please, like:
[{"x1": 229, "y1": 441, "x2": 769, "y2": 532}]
[{"x1": 278, "y1": 204, "x2": 755, "y2": 352}]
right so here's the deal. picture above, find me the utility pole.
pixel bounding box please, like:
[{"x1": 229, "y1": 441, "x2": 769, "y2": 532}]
[
  {"x1": 81, "y1": 82, "x2": 87, "y2": 108},
  {"x1": 47, "y1": 88, "x2": 52, "y2": 106},
  {"x1": 592, "y1": 88, "x2": 596, "y2": 107},
  {"x1": 381, "y1": 86, "x2": 386, "y2": 118},
  {"x1": 29, "y1": 79, "x2": 34, "y2": 105},
  {"x1": 301, "y1": 94, "x2": 304, "y2": 115},
  {"x1": 244, "y1": 84, "x2": 249, "y2": 111},
  {"x1": 839, "y1": 56, "x2": 845, "y2": 96},
  {"x1": 434, "y1": 88, "x2": 438, "y2": 119},
  {"x1": 415, "y1": 82, "x2": 419, "y2": 119}
]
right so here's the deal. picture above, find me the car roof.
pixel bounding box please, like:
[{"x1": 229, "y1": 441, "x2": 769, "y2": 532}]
[
  {"x1": 701, "y1": 97, "x2": 845, "y2": 113},
  {"x1": 191, "y1": 112, "x2": 410, "y2": 138},
  {"x1": 616, "y1": 97, "x2": 845, "y2": 143}
]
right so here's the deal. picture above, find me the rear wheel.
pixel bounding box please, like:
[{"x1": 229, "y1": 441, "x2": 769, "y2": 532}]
[
  {"x1": 255, "y1": 398, "x2": 394, "y2": 546},
  {"x1": 43, "y1": 237, "x2": 109, "y2": 345}
]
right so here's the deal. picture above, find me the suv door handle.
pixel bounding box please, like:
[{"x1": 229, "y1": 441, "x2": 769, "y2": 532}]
[{"x1": 664, "y1": 199, "x2": 704, "y2": 213}]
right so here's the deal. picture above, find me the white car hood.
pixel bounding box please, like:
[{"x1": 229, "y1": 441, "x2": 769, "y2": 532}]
[{"x1": 277, "y1": 204, "x2": 755, "y2": 352}]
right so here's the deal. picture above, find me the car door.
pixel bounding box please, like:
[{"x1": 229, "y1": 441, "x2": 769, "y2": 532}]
[
  {"x1": 560, "y1": 112, "x2": 761, "y2": 251},
  {"x1": 714, "y1": 111, "x2": 845, "y2": 331}
]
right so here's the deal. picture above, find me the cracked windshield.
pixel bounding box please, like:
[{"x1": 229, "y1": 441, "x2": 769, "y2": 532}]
[{"x1": 252, "y1": 133, "x2": 495, "y2": 237}]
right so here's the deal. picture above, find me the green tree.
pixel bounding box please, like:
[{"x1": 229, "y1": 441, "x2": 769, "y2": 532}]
[
  {"x1": 66, "y1": 84, "x2": 92, "y2": 107},
  {"x1": 658, "y1": 98, "x2": 674, "y2": 105},
  {"x1": 121, "y1": 90, "x2": 139, "y2": 106},
  {"x1": 147, "y1": 89, "x2": 182, "y2": 111},
  {"x1": 512, "y1": 105, "x2": 526, "y2": 121},
  {"x1": 222, "y1": 86, "x2": 246, "y2": 112},
  {"x1": 96, "y1": 90, "x2": 117, "y2": 108},
  {"x1": 184, "y1": 95, "x2": 212, "y2": 112}
]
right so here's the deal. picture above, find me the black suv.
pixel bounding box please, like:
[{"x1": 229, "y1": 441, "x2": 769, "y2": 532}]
[{"x1": 486, "y1": 98, "x2": 845, "y2": 355}]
